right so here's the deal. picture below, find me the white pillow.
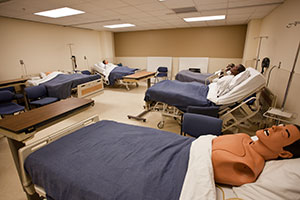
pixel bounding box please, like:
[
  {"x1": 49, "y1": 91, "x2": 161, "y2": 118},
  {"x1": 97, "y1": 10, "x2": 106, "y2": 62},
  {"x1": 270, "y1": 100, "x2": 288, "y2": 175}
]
[
  {"x1": 216, "y1": 75, "x2": 233, "y2": 97},
  {"x1": 98, "y1": 62, "x2": 106, "y2": 69},
  {"x1": 232, "y1": 158, "x2": 300, "y2": 200},
  {"x1": 228, "y1": 70, "x2": 250, "y2": 90},
  {"x1": 39, "y1": 72, "x2": 46, "y2": 78}
]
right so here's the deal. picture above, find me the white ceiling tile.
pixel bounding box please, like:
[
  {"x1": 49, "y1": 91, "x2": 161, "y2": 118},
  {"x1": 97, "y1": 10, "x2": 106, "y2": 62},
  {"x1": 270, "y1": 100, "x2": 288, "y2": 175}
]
[
  {"x1": 89, "y1": 0, "x2": 128, "y2": 9},
  {"x1": 0, "y1": 0, "x2": 283, "y2": 31},
  {"x1": 176, "y1": 12, "x2": 202, "y2": 18},
  {"x1": 147, "y1": 9, "x2": 172, "y2": 16},
  {"x1": 197, "y1": 2, "x2": 228, "y2": 11},
  {"x1": 227, "y1": 7, "x2": 256, "y2": 15},
  {"x1": 206, "y1": 20, "x2": 226, "y2": 26},
  {"x1": 161, "y1": 0, "x2": 195, "y2": 9},
  {"x1": 200, "y1": 9, "x2": 227, "y2": 16},
  {"x1": 197, "y1": 0, "x2": 228, "y2": 4},
  {"x1": 226, "y1": 13, "x2": 251, "y2": 20},
  {"x1": 120, "y1": 0, "x2": 154, "y2": 6},
  {"x1": 135, "y1": 2, "x2": 166, "y2": 12},
  {"x1": 113, "y1": 6, "x2": 141, "y2": 15},
  {"x1": 157, "y1": 14, "x2": 181, "y2": 20}
]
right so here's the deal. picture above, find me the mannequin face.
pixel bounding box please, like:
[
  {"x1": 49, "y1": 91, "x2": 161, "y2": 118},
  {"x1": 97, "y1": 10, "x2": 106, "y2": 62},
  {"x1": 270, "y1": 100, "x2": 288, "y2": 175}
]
[
  {"x1": 256, "y1": 124, "x2": 300, "y2": 157},
  {"x1": 230, "y1": 65, "x2": 239, "y2": 76}
]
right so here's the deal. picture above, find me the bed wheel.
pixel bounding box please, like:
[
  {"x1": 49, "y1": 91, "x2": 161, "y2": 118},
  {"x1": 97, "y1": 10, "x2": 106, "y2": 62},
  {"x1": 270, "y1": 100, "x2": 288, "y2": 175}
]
[
  {"x1": 157, "y1": 121, "x2": 164, "y2": 129},
  {"x1": 143, "y1": 119, "x2": 146, "y2": 122},
  {"x1": 128, "y1": 116, "x2": 131, "y2": 119}
]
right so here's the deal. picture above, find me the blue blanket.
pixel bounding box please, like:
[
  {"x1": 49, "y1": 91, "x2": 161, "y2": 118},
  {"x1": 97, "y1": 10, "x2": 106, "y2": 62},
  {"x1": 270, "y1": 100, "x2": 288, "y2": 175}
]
[
  {"x1": 175, "y1": 70, "x2": 212, "y2": 84},
  {"x1": 145, "y1": 80, "x2": 213, "y2": 111},
  {"x1": 25, "y1": 120, "x2": 194, "y2": 200},
  {"x1": 41, "y1": 74, "x2": 101, "y2": 99},
  {"x1": 108, "y1": 66, "x2": 138, "y2": 85}
]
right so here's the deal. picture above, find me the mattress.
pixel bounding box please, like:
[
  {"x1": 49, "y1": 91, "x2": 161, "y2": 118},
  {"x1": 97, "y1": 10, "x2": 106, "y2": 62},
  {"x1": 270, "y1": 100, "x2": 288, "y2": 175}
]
[{"x1": 175, "y1": 70, "x2": 212, "y2": 84}]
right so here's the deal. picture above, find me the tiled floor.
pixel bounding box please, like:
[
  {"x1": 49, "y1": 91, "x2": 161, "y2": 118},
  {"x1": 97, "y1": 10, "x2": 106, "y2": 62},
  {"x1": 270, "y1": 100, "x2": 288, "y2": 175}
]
[{"x1": 0, "y1": 82, "x2": 181, "y2": 200}]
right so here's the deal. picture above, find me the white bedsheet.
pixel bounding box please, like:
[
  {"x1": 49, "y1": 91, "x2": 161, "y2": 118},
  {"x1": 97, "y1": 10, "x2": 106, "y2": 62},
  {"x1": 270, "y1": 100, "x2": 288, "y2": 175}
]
[
  {"x1": 207, "y1": 67, "x2": 265, "y2": 105},
  {"x1": 180, "y1": 135, "x2": 217, "y2": 200},
  {"x1": 26, "y1": 71, "x2": 63, "y2": 86}
]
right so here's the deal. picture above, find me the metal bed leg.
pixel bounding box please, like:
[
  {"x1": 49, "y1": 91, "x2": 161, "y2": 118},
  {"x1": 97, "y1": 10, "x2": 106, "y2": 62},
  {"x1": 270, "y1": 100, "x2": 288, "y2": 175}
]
[{"x1": 127, "y1": 104, "x2": 151, "y2": 122}]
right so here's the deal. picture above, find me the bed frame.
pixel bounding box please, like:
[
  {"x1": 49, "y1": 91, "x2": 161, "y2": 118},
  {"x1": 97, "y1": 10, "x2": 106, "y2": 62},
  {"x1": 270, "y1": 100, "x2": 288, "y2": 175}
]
[{"x1": 18, "y1": 115, "x2": 100, "y2": 197}]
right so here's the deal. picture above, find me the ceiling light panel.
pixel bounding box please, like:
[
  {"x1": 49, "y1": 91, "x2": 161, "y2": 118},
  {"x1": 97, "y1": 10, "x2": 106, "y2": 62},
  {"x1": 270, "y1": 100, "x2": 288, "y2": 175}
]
[
  {"x1": 34, "y1": 7, "x2": 85, "y2": 18},
  {"x1": 104, "y1": 23, "x2": 136, "y2": 28},
  {"x1": 184, "y1": 15, "x2": 226, "y2": 22}
]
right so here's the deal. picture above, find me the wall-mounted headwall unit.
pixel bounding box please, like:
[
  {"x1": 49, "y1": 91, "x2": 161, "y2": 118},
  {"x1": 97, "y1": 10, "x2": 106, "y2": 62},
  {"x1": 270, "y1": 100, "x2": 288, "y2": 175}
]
[
  {"x1": 179, "y1": 57, "x2": 209, "y2": 73},
  {"x1": 114, "y1": 25, "x2": 247, "y2": 58}
]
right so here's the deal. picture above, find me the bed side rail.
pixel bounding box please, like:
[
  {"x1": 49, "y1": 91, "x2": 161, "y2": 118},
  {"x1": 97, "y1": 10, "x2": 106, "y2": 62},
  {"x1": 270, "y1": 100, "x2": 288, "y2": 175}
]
[
  {"x1": 18, "y1": 115, "x2": 99, "y2": 195},
  {"x1": 220, "y1": 95, "x2": 261, "y2": 132}
]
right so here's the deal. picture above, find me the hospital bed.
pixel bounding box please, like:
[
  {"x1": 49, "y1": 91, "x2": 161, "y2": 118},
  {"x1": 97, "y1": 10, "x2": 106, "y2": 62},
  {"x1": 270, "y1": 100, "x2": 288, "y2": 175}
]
[
  {"x1": 27, "y1": 71, "x2": 103, "y2": 99},
  {"x1": 144, "y1": 67, "x2": 267, "y2": 131},
  {"x1": 17, "y1": 115, "x2": 300, "y2": 200},
  {"x1": 92, "y1": 62, "x2": 139, "y2": 89}
]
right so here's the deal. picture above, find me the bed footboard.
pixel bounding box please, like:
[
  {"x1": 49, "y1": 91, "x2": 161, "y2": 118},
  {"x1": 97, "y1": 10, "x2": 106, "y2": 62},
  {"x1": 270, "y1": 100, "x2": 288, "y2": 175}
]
[
  {"x1": 77, "y1": 79, "x2": 103, "y2": 98},
  {"x1": 18, "y1": 115, "x2": 99, "y2": 196}
]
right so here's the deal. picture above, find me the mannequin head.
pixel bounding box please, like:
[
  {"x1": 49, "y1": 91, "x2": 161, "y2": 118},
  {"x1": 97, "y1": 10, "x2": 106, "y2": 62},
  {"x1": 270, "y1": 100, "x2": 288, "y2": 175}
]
[
  {"x1": 102, "y1": 60, "x2": 108, "y2": 64},
  {"x1": 254, "y1": 124, "x2": 300, "y2": 160},
  {"x1": 230, "y1": 64, "x2": 245, "y2": 76}
]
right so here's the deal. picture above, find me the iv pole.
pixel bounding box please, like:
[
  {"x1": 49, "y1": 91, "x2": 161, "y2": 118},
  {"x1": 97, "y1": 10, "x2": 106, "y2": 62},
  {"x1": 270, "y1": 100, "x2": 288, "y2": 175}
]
[
  {"x1": 67, "y1": 43, "x2": 77, "y2": 72},
  {"x1": 281, "y1": 40, "x2": 300, "y2": 110},
  {"x1": 254, "y1": 36, "x2": 268, "y2": 70},
  {"x1": 263, "y1": 21, "x2": 300, "y2": 123}
]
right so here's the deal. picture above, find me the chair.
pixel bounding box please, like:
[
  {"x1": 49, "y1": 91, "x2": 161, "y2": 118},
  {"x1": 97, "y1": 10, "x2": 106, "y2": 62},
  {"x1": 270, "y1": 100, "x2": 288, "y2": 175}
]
[
  {"x1": 0, "y1": 86, "x2": 24, "y2": 100},
  {"x1": 154, "y1": 66, "x2": 168, "y2": 83},
  {"x1": 181, "y1": 113, "x2": 222, "y2": 137},
  {"x1": 0, "y1": 90, "x2": 25, "y2": 117},
  {"x1": 25, "y1": 85, "x2": 59, "y2": 109}
]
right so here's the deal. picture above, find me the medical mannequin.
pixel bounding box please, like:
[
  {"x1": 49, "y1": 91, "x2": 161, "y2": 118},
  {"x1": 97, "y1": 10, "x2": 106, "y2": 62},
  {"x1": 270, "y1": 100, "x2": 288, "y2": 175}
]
[{"x1": 212, "y1": 124, "x2": 300, "y2": 186}]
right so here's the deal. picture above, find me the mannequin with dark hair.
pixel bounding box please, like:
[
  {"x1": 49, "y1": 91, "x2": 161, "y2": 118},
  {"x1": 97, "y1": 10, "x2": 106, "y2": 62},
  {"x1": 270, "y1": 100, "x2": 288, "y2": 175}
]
[
  {"x1": 230, "y1": 64, "x2": 245, "y2": 76},
  {"x1": 283, "y1": 125, "x2": 300, "y2": 158},
  {"x1": 212, "y1": 124, "x2": 300, "y2": 186}
]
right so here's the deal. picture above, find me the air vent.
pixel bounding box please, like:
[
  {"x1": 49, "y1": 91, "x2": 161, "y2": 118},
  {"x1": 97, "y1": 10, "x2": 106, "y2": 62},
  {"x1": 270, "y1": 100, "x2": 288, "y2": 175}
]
[
  {"x1": 172, "y1": 7, "x2": 198, "y2": 14},
  {"x1": 0, "y1": 0, "x2": 11, "y2": 4}
]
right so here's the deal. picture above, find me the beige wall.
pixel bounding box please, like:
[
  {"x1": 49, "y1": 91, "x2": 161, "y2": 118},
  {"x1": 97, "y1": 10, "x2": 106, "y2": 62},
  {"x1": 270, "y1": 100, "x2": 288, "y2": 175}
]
[
  {"x1": 114, "y1": 25, "x2": 247, "y2": 58},
  {"x1": 0, "y1": 17, "x2": 107, "y2": 80},
  {"x1": 242, "y1": 19, "x2": 262, "y2": 67},
  {"x1": 99, "y1": 31, "x2": 115, "y2": 63},
  {"x1": 258, "y1": 0, "x2": 300, "y2": 124}
]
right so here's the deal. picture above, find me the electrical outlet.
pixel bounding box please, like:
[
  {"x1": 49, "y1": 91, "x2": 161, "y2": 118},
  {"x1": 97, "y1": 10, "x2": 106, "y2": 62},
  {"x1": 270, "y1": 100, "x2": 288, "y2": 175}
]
[
  {"x1": 19, "y1": 59, "x2": 24, "y2": 65},
  {"x1": 84, "y1": 56, "x2": 87, "y2": 60}
]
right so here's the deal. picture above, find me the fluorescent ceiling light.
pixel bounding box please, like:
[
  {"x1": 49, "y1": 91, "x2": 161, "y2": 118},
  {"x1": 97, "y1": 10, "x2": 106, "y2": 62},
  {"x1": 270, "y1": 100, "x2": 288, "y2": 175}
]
[
  {"x1": 34, "y1": 7, "x2": 85, "y2": 18},
  {"x1": 104, "y1": 23, "x2": 135, "y2": 29},
  {"x1": 184, "y1": 15, "x2": 226, "y2": 22}
]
